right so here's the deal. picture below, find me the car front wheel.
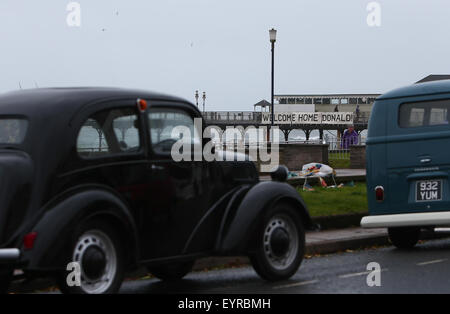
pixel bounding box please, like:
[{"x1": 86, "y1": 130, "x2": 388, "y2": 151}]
[
  {"x1": 388, "y1": 227, "x2": 420, "y2": 249},
  {"x1": 57, "y1": 220, "x2": 125, "y2": 294},
  {"x1": 250, "y1": 202, "x2": 305, "y2": 281}
]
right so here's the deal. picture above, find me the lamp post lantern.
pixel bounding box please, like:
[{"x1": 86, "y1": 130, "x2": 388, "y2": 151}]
[{"x1": 269, "y1": 28, "x2": 277, "y2": 142}]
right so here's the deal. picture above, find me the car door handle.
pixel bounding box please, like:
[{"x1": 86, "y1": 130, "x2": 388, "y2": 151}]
[
  {"x1": 150, "y1": 164, "x2": 164, "y2": 171},
  {"x1": 420, "y1": 158, "x2": 432, "y2": 163}
]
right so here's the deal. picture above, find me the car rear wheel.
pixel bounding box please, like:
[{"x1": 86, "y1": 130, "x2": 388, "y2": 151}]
[
  {"x1": 388, "y1": 227, "x2": 420, "y2": 249},
  {"x1": 147, "y1": 261, "x2": 194, "y2": 281},
  {"x1": 0, "y1": 269, "x2": 12, "y2": 294},
  {"x1": 57, "y1": 220, "x2": 125, "y2": 294},
  {"x1": 250, "y1": 202, "x2": 305, "y2": 281}
]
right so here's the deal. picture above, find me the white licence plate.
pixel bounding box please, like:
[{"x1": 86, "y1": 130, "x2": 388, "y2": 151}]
[{"x1": 416, "y1": 180, "x2": 442, "y2": 202}]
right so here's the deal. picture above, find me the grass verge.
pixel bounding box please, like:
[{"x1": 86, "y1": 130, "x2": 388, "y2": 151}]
[
  {"x1": 328, "y1": 152, "x2": 350, "y2": 169},
  {"x1": 298, "y1": 182, "x2": 367, "y2": 217},
  {"x1": 328, "y1": 158, "x2": 350, "y2": 169}
]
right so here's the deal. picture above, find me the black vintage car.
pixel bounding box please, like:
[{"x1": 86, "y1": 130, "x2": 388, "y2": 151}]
[{"x1": 0, "y1": 87, "x2": 314, "y2": 294}]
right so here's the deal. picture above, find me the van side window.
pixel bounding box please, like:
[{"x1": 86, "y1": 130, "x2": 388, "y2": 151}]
[
  {"x1": 77, "y1": 108, "x2": 141, "y2": 157},
  {"x1": 399, "y1": 99, "x2": 450, "y2": 128}
]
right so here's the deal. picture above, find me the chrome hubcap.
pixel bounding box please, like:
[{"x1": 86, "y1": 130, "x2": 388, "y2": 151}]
[
  {"x1": 82, "y1": 246, "x2": 107, "y2": 280},
  {"x1": 270, "y1": 227, "x2": 290, "y2": 257},
  {"x1": 263, "y1": 214, "x2": 298, "y2": 270},
  {"x1": 73, "y1": 230, "x2": 117, "y2": 294}
]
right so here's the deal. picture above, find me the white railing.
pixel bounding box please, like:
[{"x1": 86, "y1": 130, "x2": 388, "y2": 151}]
[{"x1": 324, "y1": 135, "x2": 365, "y2": 160}]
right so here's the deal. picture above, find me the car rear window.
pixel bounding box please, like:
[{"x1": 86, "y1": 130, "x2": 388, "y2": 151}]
[
  {"x1": 0, "y1": 118, "x2": 28, "y2": 144},
  {"x1": 77, "y1": 108, "x2": 141, "y2": 158},
  {"x1": 399, "y1": 99, "x2": 450, "y2": 128}
]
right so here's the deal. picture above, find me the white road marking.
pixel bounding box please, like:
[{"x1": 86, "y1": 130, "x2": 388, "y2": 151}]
[
  {"x1": 339, "y1": 269, "x2": 388, "y2": 279},
  {"x1": 273, "y1": 279, "x2": 319, "y2": 289},
  {"x1": 417, "y1": 259, "x2": 446, "y2": 266}
]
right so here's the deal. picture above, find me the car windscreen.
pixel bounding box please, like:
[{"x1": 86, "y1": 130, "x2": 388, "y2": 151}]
[{"x1": 0, "y1": 118, "x2": 28, "y2": 144}]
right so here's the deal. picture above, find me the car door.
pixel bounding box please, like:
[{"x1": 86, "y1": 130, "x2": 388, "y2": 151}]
[
  {"x1": 141, "y1": 103, "x2": 211, "y2": 259},
  {"x1": 58, "y1": 101, "x2": 150, "y2": 236},
  {"x1": 386, "y1": 95, "x2": 450, "y2": 214}
]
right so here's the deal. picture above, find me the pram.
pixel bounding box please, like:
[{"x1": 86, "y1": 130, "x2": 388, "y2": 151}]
[{"x1": 300, "y1": 163, "x2": 337, "y2": 190}]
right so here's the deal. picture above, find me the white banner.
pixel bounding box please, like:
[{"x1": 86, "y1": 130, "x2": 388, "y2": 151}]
[{"x1": 261, "y1": 112, "x2": 354, "y2": 125}]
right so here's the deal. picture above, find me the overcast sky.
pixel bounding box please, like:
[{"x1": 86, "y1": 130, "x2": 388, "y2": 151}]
[{"x1": 0, "y1": 0, "x2": 449, "y2": 110}]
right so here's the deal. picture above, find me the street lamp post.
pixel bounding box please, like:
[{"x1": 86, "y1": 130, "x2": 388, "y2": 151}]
[
  {"x1": 195, "y1": 90, "x2": 199, "y2": 107},
  {"x1": 202, "y1": 92, "x2": 206, "y2": 113},
  {"x1": 269, "y1": 28, "x2": 277, "y2": 142}
]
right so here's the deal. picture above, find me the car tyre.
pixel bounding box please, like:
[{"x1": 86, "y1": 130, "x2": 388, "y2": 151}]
[
  {"x1": 148, "y1": 261, "x2": 194, "y2": 281},
  {"x1": 388, "y1": 227, "x2": 420, "y2": 249},
  {"x1": 250, "y1": 202, "x2": 305, "y2": 281},
  {"x1": 57, "y1": 220, "x2": 125, "y2": 294}
]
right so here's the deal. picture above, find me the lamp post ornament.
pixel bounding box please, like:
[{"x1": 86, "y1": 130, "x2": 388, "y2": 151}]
[{"x1": 202, "y1": 92, "x2": 206, "y2": 113}]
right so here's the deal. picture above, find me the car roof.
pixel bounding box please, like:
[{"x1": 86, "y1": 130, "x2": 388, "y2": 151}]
[
  {"x1": 378, "y1": 79, "x2": 450, "y2": 100},
  {"x1": 0, "y1": 87, "x2": 192, "y2": 117}
]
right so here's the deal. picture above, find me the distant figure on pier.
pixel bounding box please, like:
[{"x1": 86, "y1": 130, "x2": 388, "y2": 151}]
[
  {"x1": 334, "y1": 105, "x2": 340, "y2": 138},
  {"x1": 341, "y1": 124, "x2": 358, "y2": 149}
]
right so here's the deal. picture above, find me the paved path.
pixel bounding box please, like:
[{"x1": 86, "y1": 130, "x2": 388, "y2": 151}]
[
  {"x1": 307, "y1": 227, "x2": 386, "y2": 245},
  {"x1": 305, "y1": 227, "x2": 387, "y2": 255},
  {"x1": 333, "y1": 169, "x2": 366, "y2": 177}
]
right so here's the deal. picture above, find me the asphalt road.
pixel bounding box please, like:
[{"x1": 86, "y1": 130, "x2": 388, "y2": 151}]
[{"x1": 119, "y1": 237, "x2": 450, "y2": 294}]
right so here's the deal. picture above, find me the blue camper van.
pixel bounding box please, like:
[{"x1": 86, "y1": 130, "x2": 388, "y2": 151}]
[{"x1": 361, "y1": 80, "x2": 450, "y2": 248}]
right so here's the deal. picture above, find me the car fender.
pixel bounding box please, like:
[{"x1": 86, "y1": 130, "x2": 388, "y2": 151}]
[
  {"x1": 23, "y1": 187, "x2": 139, "y2": 270},
  {"x1": 216, "y1": 181, "x2": 313, "y2": 255},
  {"x1": 182, "y1": 185, "x2": 251, "y2": 254}
]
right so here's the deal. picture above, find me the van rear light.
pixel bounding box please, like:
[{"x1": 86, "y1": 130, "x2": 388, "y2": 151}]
[
  {"x1": 23, "y1": 232, "x2": 37, "y2": 250},
  {"x1": 375, "y1": 186, "x2": 384, "y2": 202}
]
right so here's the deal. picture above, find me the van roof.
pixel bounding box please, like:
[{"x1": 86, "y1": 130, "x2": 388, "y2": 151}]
[{"x1": 378, "y1": 79, "x2": 450, "y2": 100}]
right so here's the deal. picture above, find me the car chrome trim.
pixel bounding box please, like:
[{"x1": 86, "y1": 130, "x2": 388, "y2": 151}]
[
  {"x1": 361, "y1": 211, "x2": 450, "y2": 228},
  {"x1": 0, "y1": 248, "x2": 21, "y2": 263}
]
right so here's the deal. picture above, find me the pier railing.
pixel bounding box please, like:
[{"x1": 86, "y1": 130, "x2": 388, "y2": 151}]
[
  {"x1": 203, "y1": 111, "x2": 370, "y2": 125},
  {"x1": 203, "y1": 111, "x2": 262, "y2": 123}
]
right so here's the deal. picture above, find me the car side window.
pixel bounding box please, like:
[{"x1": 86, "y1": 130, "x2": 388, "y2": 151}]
[
  {"x1": 148, "y1": 108, "x2": 200, "y2": 155},
  {"x1": 399, "y1": 99, "x2": 450, "y2": 128},
  {"x1": 77, "y1": 108, "x2": 141, "y2": 158}
]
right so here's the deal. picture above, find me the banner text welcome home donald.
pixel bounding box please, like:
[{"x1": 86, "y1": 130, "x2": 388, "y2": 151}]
[{"x1": 261, "y1": 112, "x2": 354, "y2": 125}]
